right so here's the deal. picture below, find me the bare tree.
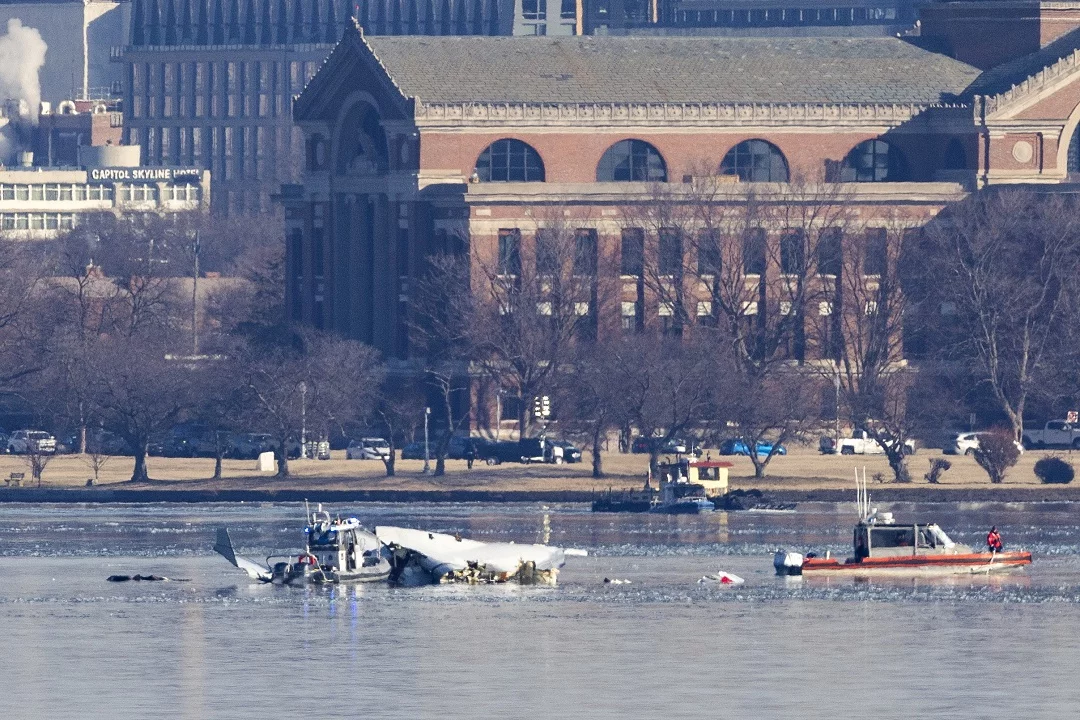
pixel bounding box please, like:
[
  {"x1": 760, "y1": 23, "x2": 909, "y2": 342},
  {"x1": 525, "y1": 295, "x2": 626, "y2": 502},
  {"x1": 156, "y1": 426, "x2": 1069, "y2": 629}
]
[
  {"x1": 0, "y1": 239, "x2": 51, "y2": 389},
  {"x1": 919, "y1": 190, "x2": 1080, "y2": 440},
  {"x1": 409, "y1": 251, "x2": 476, "y2": 476},
  {"x1": 609, "y1": 333, "x2": 721, "y2": 478},
  {"x1": 809, "y1": 219, "x2": 920, "y2": 482},
  {"x1": 233, "y1": 330, "x2": 384, "y2": 477},
  {"x1": 374, "y1": 381, "x2": 427, "y2": 477},
  {"x1": 558, "y1": 340, "x2": 628, "y2": 478},
  {"x1": 469, "y1": 209, "x2": 616, "y2": 438},
  {"x1": 619, "y1": 178, "x2": 854, "y2": 476},
  {"x1": 79, "y1": 336, "x2": 194, "y2": 482}
]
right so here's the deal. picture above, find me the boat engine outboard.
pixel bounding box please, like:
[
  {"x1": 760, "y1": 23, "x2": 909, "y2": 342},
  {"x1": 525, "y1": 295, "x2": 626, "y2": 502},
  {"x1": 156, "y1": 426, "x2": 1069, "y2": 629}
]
[{"x1": 774, "y1": 550, "x2": 804, "y2": 576}]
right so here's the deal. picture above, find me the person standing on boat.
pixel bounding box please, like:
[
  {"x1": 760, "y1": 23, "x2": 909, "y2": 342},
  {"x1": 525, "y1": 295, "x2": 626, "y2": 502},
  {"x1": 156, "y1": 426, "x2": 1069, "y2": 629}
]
[{"x1": 987, "y1": 526, "x2": 1004, "y2": 553}]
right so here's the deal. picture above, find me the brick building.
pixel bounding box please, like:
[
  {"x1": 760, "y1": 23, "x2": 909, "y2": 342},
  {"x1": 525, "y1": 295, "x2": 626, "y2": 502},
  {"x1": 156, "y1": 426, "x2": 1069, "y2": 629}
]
[{"x1": 284, "y1": 9, "x2": 1080, "y2": 423}]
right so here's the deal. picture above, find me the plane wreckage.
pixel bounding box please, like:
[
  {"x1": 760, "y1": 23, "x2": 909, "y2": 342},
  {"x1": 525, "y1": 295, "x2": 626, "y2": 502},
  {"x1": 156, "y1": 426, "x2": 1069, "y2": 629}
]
[
  {"x1": 214, "y1": 506, "x2": 391, "y2": 585},
  {"x1": 212, "y1": 504, "x2": 588, "y2": 587},
  {"x1": 376, "y1": 526, "x2": 588, "y2": 585}
]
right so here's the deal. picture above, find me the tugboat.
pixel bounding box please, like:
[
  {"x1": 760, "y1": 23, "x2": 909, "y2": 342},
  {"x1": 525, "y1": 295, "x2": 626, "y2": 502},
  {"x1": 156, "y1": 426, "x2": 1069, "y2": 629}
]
[
  {"x1": 774, "y1": 473, "x2": 1032, "y2": 576},
  {"x1": 214, "y1": 504, "x2": 392, "y2": 585},
  {"x1": 592, "y1": 457, "x2": 733, "y2": 513}
]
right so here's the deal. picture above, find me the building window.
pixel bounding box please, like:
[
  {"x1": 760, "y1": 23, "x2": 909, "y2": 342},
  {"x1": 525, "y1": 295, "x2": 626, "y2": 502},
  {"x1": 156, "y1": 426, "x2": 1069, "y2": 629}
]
[
  {"x1": 474, "y1": 139, "x2": 545, "y2": 182},
  {"x1": 720, "y1": 140, "x2": 790, "y2": 182},
  {"x1": 818, "y1": 228, "x2": 843, "y2": 276},
  {"x1": 864, "y1": 228, "x2": 887, "y2": 276},
  {"x1": 621, "y1": 301, "x2": 641, "y2": 332},
  {"x1": 596, "y1": 140, "x2": 667, "y2": 182},
  {"x1": 498, "y1": 228, "x2": 522, "y2": 276},
  {"x1": 779, "y1": 229, "x2": 805, "y2": 275},
  {"x1": 840, "y1": 139, "x2": 908, "y2": 182},
  {"x1": 698, "y1": 230, "x2": 721, "y2": 277},
  {"x1": 574, "y1": 229, "x2": 598, "y2": 276},
  {"x1": 522, "y1": 0, "x2": 546, "y2": 20},
  {"x1": 536, "y1": 229, "x2": 558, "y2": 275},
  {"x1": 658, "y1": 228, "x2": 682, "y2": 276},
  {"x1": 561, "y1": 0, "x2": 576, "y2": 18},
  {"x1": 621, "y1": 228, "x2": 644, "y2": 276},
  {"x1": 742, "y1": 228, "x2": 766, "y2": 275}
]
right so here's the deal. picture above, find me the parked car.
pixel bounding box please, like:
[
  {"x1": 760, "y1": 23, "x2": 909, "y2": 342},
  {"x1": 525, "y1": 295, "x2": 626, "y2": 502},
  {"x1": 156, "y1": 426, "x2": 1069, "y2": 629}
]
[
  {"x1": 160, "y1": 425, "x2": 221, "y2": 458},
  {"x1": 719, "y1": 438, "x2": 786, "y2": 457},
  {"x1": 346, "y1": 437, "x2": 391, "y2": 460},
  {"x1": 484, "y1": 438, "x2": 547, "y2": 465},
  {"x1": 826, "y1": 430, "x2": 915, "y2": 456},
  {"x1": 400, "y1": 441, "x2": 429, "y2": 460},
  {"x1": 86, "y1": 430, "x2": 134, "y2": 456},
  {"x1": 631, "y1": 437, "x2": 701, "y2": 456},
  {"x1": 226, "y1": 433, "x2": 275, "y2": 459},
  {"x1": 1022, "y1": 420, "x2": 1080, "y2": 450},
  {"x1": 549, "y1": 440, "x2": 582, "y2": 463},
  {"x1": 946, "y1": 431, "x2": 1025, "y2": 456},
  {"x1": 6, "y1": 430, "x2": 57, "y2": 455}
]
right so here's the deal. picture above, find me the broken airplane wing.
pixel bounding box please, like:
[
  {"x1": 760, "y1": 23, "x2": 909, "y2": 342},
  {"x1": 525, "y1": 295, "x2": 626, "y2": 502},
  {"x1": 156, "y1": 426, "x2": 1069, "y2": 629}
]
[{"x1": 376, "y1": 526, "x2": 588, "y2": 585}]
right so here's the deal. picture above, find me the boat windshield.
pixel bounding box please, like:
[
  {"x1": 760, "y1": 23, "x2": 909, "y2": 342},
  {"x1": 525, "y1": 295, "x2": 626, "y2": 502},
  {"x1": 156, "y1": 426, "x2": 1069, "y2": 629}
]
[{"x1": 925, "y1": 524, "x2": 956, "y2": 548}]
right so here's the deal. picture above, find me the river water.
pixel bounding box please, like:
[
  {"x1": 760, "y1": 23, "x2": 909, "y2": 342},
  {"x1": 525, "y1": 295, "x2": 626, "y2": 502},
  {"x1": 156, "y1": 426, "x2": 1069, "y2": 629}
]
[{"x1": 0, "y1": 501, "x2": 1078, "y2": 719}]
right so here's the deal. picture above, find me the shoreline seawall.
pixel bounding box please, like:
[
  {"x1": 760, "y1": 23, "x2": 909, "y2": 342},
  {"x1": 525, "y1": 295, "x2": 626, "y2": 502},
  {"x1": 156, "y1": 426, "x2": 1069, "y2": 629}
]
[{"x1": 5, "y1": 485, "x2": 1080, "y2": 505}]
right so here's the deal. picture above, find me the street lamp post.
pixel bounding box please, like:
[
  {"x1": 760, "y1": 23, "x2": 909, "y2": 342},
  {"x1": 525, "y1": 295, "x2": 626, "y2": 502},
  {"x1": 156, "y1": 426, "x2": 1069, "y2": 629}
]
[
  {"x1": 191, "y1": 230, "x2": 200, "y2": 356},
  {"x1": 834, "y1": 369, "x2": 841, "y2": 451},
  {"x1": 299, "y1": 381, "x2": 308, "y2": 459},
  {"x1": 422, "y1": 407, "x2": 431, "y2": 474}
]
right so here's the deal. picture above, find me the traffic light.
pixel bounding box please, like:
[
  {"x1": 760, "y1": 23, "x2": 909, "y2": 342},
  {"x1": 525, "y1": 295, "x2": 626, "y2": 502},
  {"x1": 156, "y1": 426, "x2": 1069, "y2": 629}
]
[{"x1": 533, "y1": 395, "x2": 552, "y2": 420}]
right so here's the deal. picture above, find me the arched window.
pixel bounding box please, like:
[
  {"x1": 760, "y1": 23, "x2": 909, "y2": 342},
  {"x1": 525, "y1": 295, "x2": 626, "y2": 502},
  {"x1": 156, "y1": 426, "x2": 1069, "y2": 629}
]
[
  {"x1": 1068, "y1": 125, "x2": 1080, "y2": 174},
  {"x1": 596, "y1": 140, "x2": 667, "y2": 182},
  {"x1": 943, "y1": 138, "x2": 966, "y2": 170},
  {"x1": 336, "y1": 102, "x2": 388, "y2": 175},
  {"x1": 840, "y1": 140, "x2": 908, "y2": 182},
  {"x1": 474, "y1": 139, "x2": 545, "y2": 182},
  {"x1": 720, "y1": 140, "x2": 790, "y2": 182}
]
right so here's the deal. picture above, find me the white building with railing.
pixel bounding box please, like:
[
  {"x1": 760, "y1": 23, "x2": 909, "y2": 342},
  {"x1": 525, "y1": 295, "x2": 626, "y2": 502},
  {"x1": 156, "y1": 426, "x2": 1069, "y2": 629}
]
[{"x1": 0, "y1": 144, "x2": 210, "y2": 239}]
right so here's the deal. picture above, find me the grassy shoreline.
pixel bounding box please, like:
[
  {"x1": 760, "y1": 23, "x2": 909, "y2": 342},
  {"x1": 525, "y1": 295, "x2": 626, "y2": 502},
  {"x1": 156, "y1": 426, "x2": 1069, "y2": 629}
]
[{"x1": 4, "y1": 445, "x2": 1080, "y2": 503}]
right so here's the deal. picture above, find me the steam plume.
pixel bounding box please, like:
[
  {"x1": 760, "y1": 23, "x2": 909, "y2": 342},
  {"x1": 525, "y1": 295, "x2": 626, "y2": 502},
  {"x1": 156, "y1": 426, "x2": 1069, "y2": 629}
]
[{"x1": 0, "y1": 18, "x2": 48, "y2": 163}]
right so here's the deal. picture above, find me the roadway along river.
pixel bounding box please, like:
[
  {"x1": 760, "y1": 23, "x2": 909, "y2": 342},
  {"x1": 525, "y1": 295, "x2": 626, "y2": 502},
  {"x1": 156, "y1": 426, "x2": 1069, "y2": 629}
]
[{"x1": 0, "y1": 501, "x2": 1077, "y2": 719}]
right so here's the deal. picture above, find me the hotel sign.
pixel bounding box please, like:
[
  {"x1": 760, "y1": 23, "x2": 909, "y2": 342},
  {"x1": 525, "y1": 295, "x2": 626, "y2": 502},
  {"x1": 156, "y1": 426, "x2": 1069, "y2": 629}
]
[{"x1": 89, "y1": 167, "x2": 202, "y2": 183}]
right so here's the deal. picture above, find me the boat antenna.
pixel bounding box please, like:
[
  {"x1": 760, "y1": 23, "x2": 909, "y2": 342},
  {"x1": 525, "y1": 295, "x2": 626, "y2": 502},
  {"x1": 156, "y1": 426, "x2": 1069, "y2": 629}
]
[
  {"x1": 305, "y1": 498, "x2": 310, "y2": 522},
  {"x1": 855, "y1": 467, "x2": 869, "y2": 520}
]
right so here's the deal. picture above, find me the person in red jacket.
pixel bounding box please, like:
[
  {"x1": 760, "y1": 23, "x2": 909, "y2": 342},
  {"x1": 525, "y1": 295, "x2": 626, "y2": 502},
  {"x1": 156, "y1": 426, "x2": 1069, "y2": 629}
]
[{"x1": 987, "y1": 526, "x2": 1004, "y2": 553}]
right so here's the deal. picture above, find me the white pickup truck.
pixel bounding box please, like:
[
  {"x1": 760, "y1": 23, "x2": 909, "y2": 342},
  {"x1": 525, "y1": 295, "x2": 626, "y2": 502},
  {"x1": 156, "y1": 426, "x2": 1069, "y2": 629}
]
[
  {"x1": 1022, "y1": 421, "x2": 1080, "y2": 449},
  {"x1": 823, "y1": 430, "x2": 916, "y2": 456}
]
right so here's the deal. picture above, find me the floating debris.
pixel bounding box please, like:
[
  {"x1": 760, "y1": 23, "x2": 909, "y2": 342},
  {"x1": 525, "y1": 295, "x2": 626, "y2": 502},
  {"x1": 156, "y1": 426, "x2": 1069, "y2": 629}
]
[{"x1": 699, "y1": 571, "x2": 745, "y2": 585}]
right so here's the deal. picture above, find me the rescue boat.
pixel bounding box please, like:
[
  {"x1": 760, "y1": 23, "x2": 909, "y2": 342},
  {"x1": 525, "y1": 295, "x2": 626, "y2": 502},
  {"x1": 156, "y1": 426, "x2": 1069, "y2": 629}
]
[{"x1": 774, "y1": 472, "x2": 1032, "y2": 576}]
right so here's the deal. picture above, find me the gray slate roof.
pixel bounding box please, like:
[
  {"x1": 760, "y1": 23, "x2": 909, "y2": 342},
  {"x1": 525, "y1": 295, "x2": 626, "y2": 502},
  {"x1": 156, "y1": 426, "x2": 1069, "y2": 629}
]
[{"x1": 364, "y1": 35, "x2": 982, "y2": 106}]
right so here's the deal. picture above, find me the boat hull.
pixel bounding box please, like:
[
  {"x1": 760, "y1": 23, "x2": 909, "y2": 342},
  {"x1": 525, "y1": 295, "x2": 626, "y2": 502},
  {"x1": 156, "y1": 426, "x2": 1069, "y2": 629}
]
[{"x1": 801, "y1": 551, "x2": 1032, "y2": 575}]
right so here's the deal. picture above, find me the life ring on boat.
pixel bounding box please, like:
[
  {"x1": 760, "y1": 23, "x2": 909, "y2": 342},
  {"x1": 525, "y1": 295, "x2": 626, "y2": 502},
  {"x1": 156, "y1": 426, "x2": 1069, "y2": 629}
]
[{"x1": 298, "y1": 554, "x2": 318, "y2": 566}]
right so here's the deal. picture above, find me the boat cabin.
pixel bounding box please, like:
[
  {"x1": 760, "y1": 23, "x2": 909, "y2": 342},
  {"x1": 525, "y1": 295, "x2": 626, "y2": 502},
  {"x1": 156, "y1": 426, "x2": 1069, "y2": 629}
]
[
  {"x1": 305, "y1": 515, "x2": 381, "y2": 573},
  {"x1": 854, "y1": 521, "x2": 962, "y2": 560},
  {"x1": 656, "y1": 458, "x2": 732, "y2": 496}
]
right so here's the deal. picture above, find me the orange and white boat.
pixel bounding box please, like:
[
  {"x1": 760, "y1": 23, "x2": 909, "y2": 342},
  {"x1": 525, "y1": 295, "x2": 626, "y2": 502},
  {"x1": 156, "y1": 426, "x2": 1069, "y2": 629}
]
[{"x1": 774, "y1": 472, "x2": 1032, "y2": 576}]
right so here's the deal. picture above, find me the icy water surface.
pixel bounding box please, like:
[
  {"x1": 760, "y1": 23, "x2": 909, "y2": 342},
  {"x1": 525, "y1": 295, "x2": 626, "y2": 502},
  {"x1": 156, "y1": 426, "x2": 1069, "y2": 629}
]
[{"x1": 1, "y1": 501, "x2": 1078, "y2": 719}]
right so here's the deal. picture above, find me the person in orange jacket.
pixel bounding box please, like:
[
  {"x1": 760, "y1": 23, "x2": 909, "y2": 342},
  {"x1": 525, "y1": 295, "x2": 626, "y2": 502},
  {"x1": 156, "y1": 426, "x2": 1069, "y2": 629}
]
[{"x1": 987, "y1": 526, "x2": 1004, "y2": 552}]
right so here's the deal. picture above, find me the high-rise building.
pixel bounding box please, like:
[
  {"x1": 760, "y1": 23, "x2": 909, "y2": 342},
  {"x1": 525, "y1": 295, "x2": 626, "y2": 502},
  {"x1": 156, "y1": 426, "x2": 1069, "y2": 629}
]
[{"x1": 119, "y1": 0, "x2": 564, "y2": 214}]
